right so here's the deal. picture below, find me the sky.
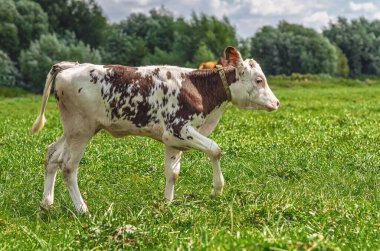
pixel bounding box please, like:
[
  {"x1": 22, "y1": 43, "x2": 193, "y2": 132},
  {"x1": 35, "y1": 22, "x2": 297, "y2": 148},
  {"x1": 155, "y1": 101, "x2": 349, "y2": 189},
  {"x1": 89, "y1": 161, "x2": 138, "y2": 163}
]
[{"x1": 96, "y1": 0, "x2": 380, "y2": 38}]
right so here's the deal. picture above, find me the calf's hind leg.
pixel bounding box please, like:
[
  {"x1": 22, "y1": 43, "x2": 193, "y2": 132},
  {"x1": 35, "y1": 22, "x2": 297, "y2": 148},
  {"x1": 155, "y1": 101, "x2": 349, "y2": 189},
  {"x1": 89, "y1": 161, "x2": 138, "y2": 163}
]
[
  {"x1": 61, "y1": 133, "x2": 93, "y2": 214},
  {"x1": 41, "y1": 136, "x2": 65, "y2": 209}
]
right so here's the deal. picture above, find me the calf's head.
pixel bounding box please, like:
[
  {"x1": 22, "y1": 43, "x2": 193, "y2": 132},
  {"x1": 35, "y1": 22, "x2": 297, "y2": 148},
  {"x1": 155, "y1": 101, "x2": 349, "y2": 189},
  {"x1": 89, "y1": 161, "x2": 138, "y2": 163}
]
[{"x1": 225, "y1": 47, "x2": 280, "y2": 111}]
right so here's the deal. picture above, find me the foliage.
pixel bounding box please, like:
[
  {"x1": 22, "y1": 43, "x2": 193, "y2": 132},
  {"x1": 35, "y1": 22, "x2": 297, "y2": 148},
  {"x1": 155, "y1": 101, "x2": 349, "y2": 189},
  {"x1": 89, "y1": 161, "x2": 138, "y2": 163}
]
[
  {"x1": 237, "y1": 38, "x2": 251, "y2": 59},
  {"x1": 251, "y1": 22, "x2": 337, "y2": 75},
  {"x1": 191, "y1": 43, "x2": 216, "y2": 67},
  {"x1": 0, "y1": 0, "x2": 20, "y2": 60},
  {"x1": 0, "y1": 0, "x2": 49, "y2": 60},
  {"x1": 101, "y1": 26, "x2": 148, "y2": 66},
  {"x1": 190, "y1": 13, "x2": 238, "y2": 58},
  {"x1": 0, "y1": 50, "x2": 19, "y2": 86},
  {"x1": 15, "y1": 0, "x2": 48, "y2": 50},
  {"x1": 1, "y1": 82, "x2": 380, "y2": 249},
  {"x1": 324, "y1": 17, "x2": 380, "y2": 76},
  {"x1": 19, "y1": 33, "x2": 101, "y2": 92},
  {"x1": 0, "y1": 50, "x2": 18, "y2": 76},
  {"x1": 0, "y1": 85, "x2": 27, "y2": 97},
  {"x1": 115, "y1": 9, "x2": 238, "y2": 67},
  {"x1": 333, "y1": 45, "x2": 350, "y2": 78},
  {"x1": 34, "y1": 0, "x2": 107, "y2": 48},
  {"x1": 145, "y1": 8, "x2": 176, "y2": 53}
]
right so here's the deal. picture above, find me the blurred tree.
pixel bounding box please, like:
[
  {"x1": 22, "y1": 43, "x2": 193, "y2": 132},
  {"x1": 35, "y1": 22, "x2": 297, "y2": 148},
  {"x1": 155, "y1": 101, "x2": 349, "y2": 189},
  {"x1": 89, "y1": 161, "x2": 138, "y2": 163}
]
[
  {"x1": 145, "y1": 7, "x2": 176, "y2": 53},
  {"x1": 0, "y1": 0, "x2": 49, "y2": 61},
  {"x1": 238, "y1": 38, "x2": 251, "y2": 59},
  {"x1": 192, "y1": 42, "x2": 216, "y2": 65},
  {"x1": 19, "y1": 33, "x2": 101, "y2": 92},
  {"x1": 117, "y1": 9, "x2": 238, "y2": 66},
  {"x1": 142, "y1": 47, "x2": 183, "y2": 66},
  {"x1": 0, "y1": 50, "x2": 19, "y2": 85},
  {"x1": 117, "y1": 7, "x2": 175, "y2": 53},
  {"x1": 117, "y1": 13, "x2": 150, "y2": 39},
  {"x1": 324, "y1": 17, "x2": 380, "y2": 76},
  {"x1": 251, "y1": 22, "x2": 337, "y2": 75},
  {"x1": 15, "y1": 0, "x2": 48, "y2": 49},
  {"x1": 333, "y1": 45, "x2": 350, "y2": 77},
  {"x1": 171, "y1": 17, "x2": 194, "y2": 64},
  {"x1": 33, "y1": 0, "x2": 107, "y2": 48},
  {"x1": 142, "y1": 26, "x2": 194, "y2": 67},
  {"x1": 190, "y1": 13, "x2": 238, "y2": 59},
  {"x1": 0, "y1": 0, "x2": 20, "y2": 60},
  {"x1": 101, "y1": 26, "x2": 148, "y2": 65}
]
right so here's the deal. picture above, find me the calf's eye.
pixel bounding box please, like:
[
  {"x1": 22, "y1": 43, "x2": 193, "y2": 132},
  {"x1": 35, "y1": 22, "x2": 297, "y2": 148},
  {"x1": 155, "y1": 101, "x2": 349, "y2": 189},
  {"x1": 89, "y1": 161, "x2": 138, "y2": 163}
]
[{"x1": 256, "y1": 78, "x2": 263, "y2": 84}]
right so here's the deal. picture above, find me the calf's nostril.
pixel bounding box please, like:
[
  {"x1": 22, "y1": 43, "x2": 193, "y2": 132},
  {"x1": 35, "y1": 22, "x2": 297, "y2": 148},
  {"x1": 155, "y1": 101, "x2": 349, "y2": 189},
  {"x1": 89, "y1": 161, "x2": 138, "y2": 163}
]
[{"x1": 276, "y1": 100, "x2": 280, "y2": 107}]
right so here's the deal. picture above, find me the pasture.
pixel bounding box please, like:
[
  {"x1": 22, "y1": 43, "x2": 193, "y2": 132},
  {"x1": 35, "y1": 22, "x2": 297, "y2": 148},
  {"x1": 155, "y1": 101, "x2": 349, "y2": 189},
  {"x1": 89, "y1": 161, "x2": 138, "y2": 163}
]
[{"x1": 0, "y1": 78, "x2": 379, "y2": 250}]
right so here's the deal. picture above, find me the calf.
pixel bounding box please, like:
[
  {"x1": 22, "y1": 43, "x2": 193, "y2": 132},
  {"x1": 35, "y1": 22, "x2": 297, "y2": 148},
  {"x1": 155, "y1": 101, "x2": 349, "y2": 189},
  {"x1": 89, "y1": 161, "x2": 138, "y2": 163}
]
[{"x1": 32, "y1": 47, "x2": 279, "y2": 213}]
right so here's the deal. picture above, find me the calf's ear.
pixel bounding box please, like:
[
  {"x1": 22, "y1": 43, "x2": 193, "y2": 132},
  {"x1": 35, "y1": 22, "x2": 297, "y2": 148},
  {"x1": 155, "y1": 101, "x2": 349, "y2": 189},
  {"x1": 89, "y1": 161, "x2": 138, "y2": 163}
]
[{"x1": 224, "y1": 46, "x2": 243, "y2": 67}]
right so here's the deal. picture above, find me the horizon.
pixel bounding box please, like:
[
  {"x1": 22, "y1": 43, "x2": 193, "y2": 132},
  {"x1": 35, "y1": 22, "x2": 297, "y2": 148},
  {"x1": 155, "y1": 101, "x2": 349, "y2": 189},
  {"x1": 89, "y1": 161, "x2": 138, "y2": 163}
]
[{"x1": 96, "y1": 0, "x2": 380, "y2": 38}]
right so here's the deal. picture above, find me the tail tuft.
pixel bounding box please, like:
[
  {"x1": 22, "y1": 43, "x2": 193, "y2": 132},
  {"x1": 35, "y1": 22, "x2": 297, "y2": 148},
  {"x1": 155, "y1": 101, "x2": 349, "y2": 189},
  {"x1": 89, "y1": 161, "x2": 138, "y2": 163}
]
[
  {"x1": 31, "y1": 114, "x2": 46, "y2": 134},
  {"x1": 31, "y1": 61, "x2": 78, "y2": 135}
]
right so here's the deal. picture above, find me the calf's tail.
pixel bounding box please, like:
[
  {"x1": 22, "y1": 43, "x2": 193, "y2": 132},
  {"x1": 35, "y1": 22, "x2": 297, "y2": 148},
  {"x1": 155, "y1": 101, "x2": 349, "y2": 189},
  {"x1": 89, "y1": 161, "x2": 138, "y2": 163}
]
[{"x1": 31, "y1": 61, "x2": 79, "y2": 134}]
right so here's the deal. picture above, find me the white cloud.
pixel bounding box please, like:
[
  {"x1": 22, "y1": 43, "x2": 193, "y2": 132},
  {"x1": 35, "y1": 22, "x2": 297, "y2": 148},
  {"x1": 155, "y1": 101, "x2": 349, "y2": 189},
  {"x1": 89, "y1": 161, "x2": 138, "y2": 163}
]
[
  {"x1": 349, "y1": 1, "x2": 377, "y2": 12},
  {"x1": 374, "y1": 12, "x2": 380, "y2": 19},
  {"x1": 247, "y1": 0, "x2": 306, "y2": 16},
  {"x1": 303, "y1": 11, "x2": 333, "y2": 31}
]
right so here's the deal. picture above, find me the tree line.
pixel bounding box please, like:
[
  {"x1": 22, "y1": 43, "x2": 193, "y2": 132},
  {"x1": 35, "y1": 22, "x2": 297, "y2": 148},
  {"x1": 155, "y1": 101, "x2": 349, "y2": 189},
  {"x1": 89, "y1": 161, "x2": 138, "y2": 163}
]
[{"x1": 0, "y1": 0, "x2": 379, "y2": 92}]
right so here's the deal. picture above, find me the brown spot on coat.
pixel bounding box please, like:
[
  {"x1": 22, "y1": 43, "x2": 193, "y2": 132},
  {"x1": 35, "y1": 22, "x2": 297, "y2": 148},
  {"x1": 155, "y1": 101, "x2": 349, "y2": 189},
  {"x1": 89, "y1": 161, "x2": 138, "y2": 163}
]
[
  {"x1": 168, "y1": 66, "x2": 237, "y2": 139},
  {"x1": 54, "y1": 90, "x2": 59, "y2": 101},
  {"x1": 159, "y1": 82, "x2": 169, "y2": 95},
  {"x1": 249, "y1": 59, "x2": 256, "y2": 68},
  {"x1": 153, "y1": 68, "x2": 160, "y2": 76},
  {"x1": 166, "y1": 71, "x2": 171, "y2": 79},
  {"x1": 179, "y1": 66, "x2": 236, "y2": 115},
  {"x1": 89, "y1": 69, "x2": 98, "y2": 84},
  {"x1": 102, "y1": 65, "x2": 154, "y2": 127}
]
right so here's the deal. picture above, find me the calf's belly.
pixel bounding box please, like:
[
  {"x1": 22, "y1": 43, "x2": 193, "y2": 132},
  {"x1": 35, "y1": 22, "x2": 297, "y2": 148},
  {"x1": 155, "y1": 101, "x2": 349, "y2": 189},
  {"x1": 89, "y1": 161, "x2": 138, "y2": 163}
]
[{"x1": 102, "y1": 120, "x2": 165, "y2": 141}]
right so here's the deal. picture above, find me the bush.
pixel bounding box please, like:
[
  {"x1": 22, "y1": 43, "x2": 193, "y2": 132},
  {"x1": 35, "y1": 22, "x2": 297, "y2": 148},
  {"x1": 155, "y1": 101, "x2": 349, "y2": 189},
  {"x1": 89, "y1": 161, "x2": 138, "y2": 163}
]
[
  {"x1": 251, "y1": 22, "x2": 338, "y2": 76},
  {"x1": 19, "y1": 33, "x2": 101, "y2": 92},
  {"x1": 0, "y1": 85, "x2": 27, "y2": 97},
  {"x1": 333, "y1": 45, "x2": 350, "y2": 77},
  {"x1": 0, "y1": 50, "x2": 18, "y2": 86},
  {"x1": 324, "y1": 17, "x2": 380, "y2": 76}
]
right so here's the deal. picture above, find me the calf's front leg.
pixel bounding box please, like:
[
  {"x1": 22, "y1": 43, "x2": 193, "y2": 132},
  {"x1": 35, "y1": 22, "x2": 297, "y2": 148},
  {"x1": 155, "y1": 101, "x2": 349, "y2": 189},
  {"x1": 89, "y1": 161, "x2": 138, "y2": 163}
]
[
  {"x1": 164, "y1": 127, "x2": 225, "y2": 196},
  {"x1": 164, "y1": 146, "x2": 182, "y2": 201}
]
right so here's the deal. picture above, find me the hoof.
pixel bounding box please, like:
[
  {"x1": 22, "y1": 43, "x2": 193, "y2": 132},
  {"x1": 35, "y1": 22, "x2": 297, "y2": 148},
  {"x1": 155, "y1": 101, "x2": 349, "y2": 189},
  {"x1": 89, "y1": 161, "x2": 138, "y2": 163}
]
[
  {"x1": 165, "y1": 196, "x2": 174, "y2": 203},
  {"x1": 164, "y1": 191, "x2": 174, "y2": 203},
  {"x1": 40, "y1": 204, "x2": 53, "y2": 211},
  {"x1": 40, "y1": 199, "x2": 54, "y2": 211},
  {"x1": 77, "y1": 206, "x2": 89, "y2": 215},
  {"x1": 210, "y1": 187, "x2": 223, "y2": 196}
]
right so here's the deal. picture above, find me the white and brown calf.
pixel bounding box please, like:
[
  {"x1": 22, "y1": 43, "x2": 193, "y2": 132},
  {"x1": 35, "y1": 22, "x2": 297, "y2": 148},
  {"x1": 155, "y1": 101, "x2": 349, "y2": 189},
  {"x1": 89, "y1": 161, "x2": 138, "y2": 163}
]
[{"x1": 32, "y1": 47, "x2": 279, "y2": 213}]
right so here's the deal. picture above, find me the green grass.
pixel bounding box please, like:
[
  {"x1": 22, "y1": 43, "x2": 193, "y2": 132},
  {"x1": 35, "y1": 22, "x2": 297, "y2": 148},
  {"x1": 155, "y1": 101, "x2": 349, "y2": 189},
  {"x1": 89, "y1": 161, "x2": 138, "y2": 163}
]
[{"x1": 1, "y1": 81, "x2": 380, "y2": 250}]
